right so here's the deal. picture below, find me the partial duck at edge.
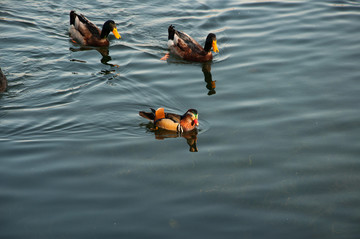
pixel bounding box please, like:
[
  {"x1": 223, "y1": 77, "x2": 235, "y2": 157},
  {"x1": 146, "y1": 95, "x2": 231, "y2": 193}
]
[{"x1": 0, "y1": 68, "x2": 7, "y2": 93}]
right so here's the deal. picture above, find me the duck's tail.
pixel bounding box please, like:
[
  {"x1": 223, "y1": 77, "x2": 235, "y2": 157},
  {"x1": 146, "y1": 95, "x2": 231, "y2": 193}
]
[
  {"x1": 168, "y1": 25, "x2": 175, "y2": 40},
  {"x1": 139, "y1": 108, "x2": 157, "y2": 121},
  {"x1": 70, "y1": 10, "x2": 77, "y2": 25},
  {"x1": 139, "y1": 108, "x2": 166, "y2": 122}
]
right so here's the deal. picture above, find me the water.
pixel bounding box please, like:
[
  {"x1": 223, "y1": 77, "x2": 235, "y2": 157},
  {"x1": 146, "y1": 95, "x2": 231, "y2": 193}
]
[{"x1": 1, "y1": 0, "x2": 360, "y2": 238}]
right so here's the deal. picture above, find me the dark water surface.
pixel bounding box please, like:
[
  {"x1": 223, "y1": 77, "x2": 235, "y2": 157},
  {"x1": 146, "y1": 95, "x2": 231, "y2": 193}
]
[{"x1": 1, "y1": 0, "x2": 360, "y2": 238}]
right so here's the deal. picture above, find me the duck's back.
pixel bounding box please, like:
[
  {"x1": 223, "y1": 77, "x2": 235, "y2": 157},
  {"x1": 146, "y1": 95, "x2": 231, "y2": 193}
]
[
  {"x1": 69, "y1": 11, "x2": 101, "y2": 40},
  {"x1": 175, "y1": 30, "x2": 205, "y2": 55}
]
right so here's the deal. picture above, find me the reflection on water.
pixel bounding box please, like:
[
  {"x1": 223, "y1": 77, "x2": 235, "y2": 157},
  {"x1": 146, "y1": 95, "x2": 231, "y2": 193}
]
[
  {"x1": 202, "y1": 63, "x2": 216, "y2": 95},
  {"x1": 69, "y1": 45, "x2": 118, "y2": 67},
  {"x1": 141, "y1": 122, "x2": 198, "y2": 152},
  {"x1": 164, "y1": 59, "x2": 217, "y2": 95}
]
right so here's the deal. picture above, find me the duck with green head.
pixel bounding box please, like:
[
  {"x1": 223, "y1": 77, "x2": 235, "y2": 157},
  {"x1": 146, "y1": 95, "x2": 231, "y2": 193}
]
[
  {"x1": 69, "y1": 10, "x2": 121, "y2": 47},
  {"x1": 162, "y1": 25, "x2": 219, "y2": 62}
]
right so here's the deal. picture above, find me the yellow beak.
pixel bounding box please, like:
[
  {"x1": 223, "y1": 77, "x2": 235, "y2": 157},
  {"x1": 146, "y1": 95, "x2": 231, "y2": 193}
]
[
  {"x1": 212, "y1": 40, "x2": 219, "y2": 53},
  {"x1": 112, "y1": 28, "x2": 121, "y2": 39}
]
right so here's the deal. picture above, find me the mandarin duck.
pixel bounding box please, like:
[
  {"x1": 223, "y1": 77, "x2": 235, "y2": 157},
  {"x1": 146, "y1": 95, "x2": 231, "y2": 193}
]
[{"x1": 139, "y1": 108, "x2": 199, "y2": 133}]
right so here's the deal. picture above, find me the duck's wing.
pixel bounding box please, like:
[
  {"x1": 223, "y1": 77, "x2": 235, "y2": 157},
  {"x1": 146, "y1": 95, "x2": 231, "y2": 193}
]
[
  {"x1": 175, "y1": 30, "x2": 204, "y2": 55},
  {"x1": 165, "y1": 113, "x2": 181, "y2": 123},
  {"x1": 70, "y1": 11, "x2": 101, "y2": 40},
  {"x1": 77, "y1": 14, "x2": 101, "y2": 38}
]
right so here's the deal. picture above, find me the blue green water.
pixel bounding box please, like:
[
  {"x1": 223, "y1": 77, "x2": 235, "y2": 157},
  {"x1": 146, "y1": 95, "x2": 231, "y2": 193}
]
[{"x1": 1, "y1": 0, "x2": 360, "y2": 238}]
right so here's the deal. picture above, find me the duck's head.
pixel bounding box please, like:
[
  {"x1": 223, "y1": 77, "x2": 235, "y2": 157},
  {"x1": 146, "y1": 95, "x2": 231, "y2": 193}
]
[
  {"x1": 204, "y1": 33, "x2": 219, "y2": 53},
  {"x1": 185, "y1": 109, "x2": 199, "y2": 126},
  {"x1": 101, "y1": 20, "x2": 121, "y2": 39}
]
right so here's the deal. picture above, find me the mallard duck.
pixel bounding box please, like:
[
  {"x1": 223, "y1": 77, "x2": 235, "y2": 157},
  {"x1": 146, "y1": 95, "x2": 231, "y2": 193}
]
[
  {"x1": 139, "y1": 108, "x2": 199, "y2": 133},
  {"x1": 162, "y1": 25, "x2": 219, "y2": 62},
  {"x1": 69, "y1": 10, "x2": 121, "y2": 47}
]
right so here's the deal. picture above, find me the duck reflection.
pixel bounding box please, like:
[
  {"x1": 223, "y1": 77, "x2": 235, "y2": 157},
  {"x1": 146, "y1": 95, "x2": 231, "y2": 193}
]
[
  {"x1": 69, "y1": 46, "x2": 119, "y2": 67},
  {"x1": 142, "y1": 123, "x2": 199, "y2": 152},
  {"x1": 202, "y1": 62, "x2": 216, "y2": 95}
]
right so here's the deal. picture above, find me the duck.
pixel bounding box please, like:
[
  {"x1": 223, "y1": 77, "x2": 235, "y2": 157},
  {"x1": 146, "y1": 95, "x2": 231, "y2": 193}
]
[
  {"x1": 161, "y1": 25, "x2": 219, "y2": 62},
  {"x1": 139, "y1": 108, "x2": 199, "y2": 133},
  {"x1": 69, "y1": 10, "x2": 121, "y2": 47}
]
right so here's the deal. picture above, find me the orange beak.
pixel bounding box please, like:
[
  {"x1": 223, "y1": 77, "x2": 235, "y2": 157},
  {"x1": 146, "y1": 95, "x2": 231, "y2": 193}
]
[
  {"x1": 212, "y1": 40, "x2": 219, "y2": 53},
  {"x1": 112, "y1": 28, "x2": 121, "y2": 39}
]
